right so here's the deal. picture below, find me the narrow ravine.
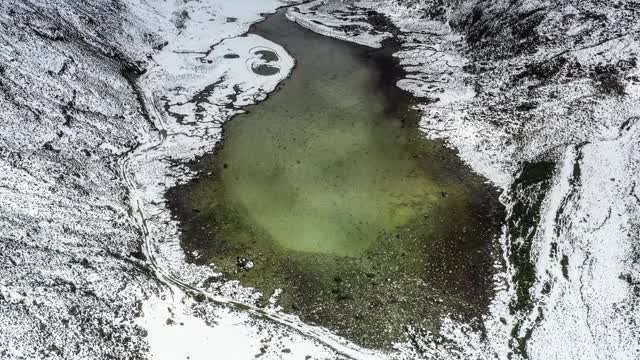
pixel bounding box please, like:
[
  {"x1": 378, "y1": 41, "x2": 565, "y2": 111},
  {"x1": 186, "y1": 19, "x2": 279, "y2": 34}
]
[{"x1": 167, "y1": 9, "x2": 505, "y2": 349}]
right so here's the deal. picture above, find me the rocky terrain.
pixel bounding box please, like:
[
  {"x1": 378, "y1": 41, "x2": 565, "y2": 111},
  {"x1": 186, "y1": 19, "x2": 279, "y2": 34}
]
[{"x1": 1, "y1": 0, "x2": 638, "y2": 359}]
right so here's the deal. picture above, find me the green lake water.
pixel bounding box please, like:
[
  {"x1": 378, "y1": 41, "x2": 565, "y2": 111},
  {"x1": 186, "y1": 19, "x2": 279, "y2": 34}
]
[{"x1": 167, "y1": 10, "x2": 504, "y2": 349}]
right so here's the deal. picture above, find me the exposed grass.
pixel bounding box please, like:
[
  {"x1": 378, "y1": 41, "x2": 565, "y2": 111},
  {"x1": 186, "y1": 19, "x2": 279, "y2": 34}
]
[
  {"x1": 507, "y1": 161, "x2": 555, "y2": 357},
  {"x1": 508, "y1": 161, "x2": 555, "y2": 313},
  {"x1": 561, "y1": 255, "x2": 569, "y2": 279}
]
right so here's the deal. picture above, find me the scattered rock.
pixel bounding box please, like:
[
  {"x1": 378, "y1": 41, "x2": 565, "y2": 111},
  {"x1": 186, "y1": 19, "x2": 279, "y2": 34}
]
[{"x1": 236, "y1": 257, "x2": 254, "y2": 271}]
